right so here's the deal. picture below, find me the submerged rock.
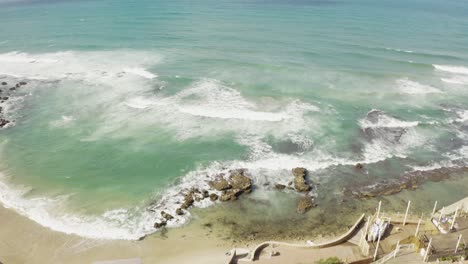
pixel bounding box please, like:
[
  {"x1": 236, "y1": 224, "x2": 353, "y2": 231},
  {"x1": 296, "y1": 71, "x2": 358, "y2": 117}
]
[
  {"x1": 209, "y1": 193, "x2": 219, "y2": 201},
  {"x1": 275, "y1": 184, "x2": 286, "y2": 190},
  {"x1": 19, "y1": 81, "x2": 27, "y2": 86},
  {"x1": 348, "y1": 167, "x2": 468, "y2": 198},
  {"x1": 1, "y1": 82, "x2": 6, "y2": 86},
  {"x1": 161, "y1": 211, "x2": 174, "y2": 220},
  {"x1": 176, "y1": 208, "x2": 184, "y2": 215},
  {"x1": 292, "y1": 167, "x2": 311, "y2": 192},
  {"x1": 0, "y1": 119, "x2": 10, "y2": 127},
  {"x1": 209, "y1": 179, "x2": 231, "y2": 191},
  {"x1": 296, "y1": 196, "x2": 316, "y2": 214},
  {"x1": 154, "y1": 221, "x2": 167, "y2": 228}
]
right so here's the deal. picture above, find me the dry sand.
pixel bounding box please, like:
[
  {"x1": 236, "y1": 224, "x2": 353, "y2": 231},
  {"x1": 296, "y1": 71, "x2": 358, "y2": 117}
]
[{"x1": 0, "y1": 205, "x2": 231, "y2": 264}]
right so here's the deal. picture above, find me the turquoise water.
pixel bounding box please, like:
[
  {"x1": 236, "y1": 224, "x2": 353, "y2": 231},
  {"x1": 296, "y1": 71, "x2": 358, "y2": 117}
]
[{"x1": 0, "y1": 0, "x2": 467, "y2": 239}]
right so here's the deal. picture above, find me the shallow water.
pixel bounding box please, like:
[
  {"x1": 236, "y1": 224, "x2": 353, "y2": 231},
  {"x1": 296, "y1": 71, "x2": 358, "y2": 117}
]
[{"x1": 0, "y1": 0, "x2": 467, "y2": 240}]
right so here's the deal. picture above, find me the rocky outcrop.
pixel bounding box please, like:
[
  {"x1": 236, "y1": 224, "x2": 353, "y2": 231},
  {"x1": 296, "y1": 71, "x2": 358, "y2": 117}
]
[
  {"x1": 220, "y1": 188, "x2": 243, "y2": 201},
  {"x1": 292, "y1": 167, "x2": 311, "y2": 192},
  {"x1": 209, "y1": 179, "x2": 231, "y2": 191},
  {"x1": 229, "y1": 170, "x2": 252, "y2": 191},
  {"x1": 175, "y1": 208, "x2": 184, "y2": 215},
  {"x1": 180, "y1": 191, "x2": 195, "y2": 209},
  {"x1": 348, "y1": 166, "x2": 468, "y2": 198},
  {"x1": 296, "y1": 196, "x2": 316, "y2": 214}
]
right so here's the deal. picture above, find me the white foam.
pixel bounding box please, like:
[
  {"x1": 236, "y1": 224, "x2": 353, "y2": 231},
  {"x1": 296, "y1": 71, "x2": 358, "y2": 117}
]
[
  {"x1": 385, "y1": 47, "x2": 414, "y2": 53},
  {"x1": 0, "y1": 176, "x2": 151, "y2": 240},
  {"x1": 455, "y1": 110, "x2": 468, "y2": 123},
  {"x1": 441, "y1": 77, "x2": 468, "y2": 85},
  {"x1": 434, "y1": 65, "x2": 468, "y2": 75},
  {"x1": 359, "y1": 110, "x2": 425, "y2": 162},
  {"x1": 396, "y1": 79, "x2": 443, "y2": 94},
  {"x1": 359, "y1": 110, "x2": 419, "y2": 129},
  {"x1": 49, "y1": 115, "x2": 75, "y2": 128},
  {"x1": 123, "y1": 67, "x2": 157, "y2": 79},
  {"x1": 0, "y1": 51, "x2": 161, "y2": 84}
]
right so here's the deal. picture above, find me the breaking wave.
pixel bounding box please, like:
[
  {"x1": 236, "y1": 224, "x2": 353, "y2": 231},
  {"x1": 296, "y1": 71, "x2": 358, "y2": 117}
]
[{"x1": 396, "y1": 79, "x2": 443, "y2": 94}]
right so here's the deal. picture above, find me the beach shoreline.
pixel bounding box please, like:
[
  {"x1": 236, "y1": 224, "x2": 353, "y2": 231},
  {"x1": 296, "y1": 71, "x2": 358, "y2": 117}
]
[{"x1": 0, "y1": 204, "x2": 231, "y2": 264}]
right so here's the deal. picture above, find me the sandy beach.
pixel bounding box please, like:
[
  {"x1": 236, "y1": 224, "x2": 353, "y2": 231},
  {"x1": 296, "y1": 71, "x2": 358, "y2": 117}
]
[{"x1": 0, "y1": 204, "x2": 231, "y2": 264}]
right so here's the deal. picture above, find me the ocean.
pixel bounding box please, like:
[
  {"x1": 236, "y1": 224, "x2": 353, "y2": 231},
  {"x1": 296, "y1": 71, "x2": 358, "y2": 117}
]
[{"x1": 0, "y1": 0, "x2": 467, "y2": 240}]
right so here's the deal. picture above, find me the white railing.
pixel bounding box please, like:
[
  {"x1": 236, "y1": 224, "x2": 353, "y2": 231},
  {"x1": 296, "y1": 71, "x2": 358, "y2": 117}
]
[{"x1": 373, "y1": 244, "x2": 415, "y2": 264}]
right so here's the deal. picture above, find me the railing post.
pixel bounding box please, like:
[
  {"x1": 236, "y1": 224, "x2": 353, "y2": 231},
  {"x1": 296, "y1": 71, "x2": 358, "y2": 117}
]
[
  {"x1": 424, "y1": 238, "x2": 432, "y2": 262},
  {"x1": 365, "y1": 216, "x2": 371, "y2": 238},
  {"x1": 374, "y1": 232, "x2": 382, "y2": 261},
  {"x1": 394, "y1": 240, "x2": 400, "y2": 258},
  {"x1": 450, "y1": 207, "x2": 459, "y2": 231},
  {"x1": 377, "y1": 200, "x2": 382, "y2": 219},
  {"x1": 403, "y1": 200, "x2": 411, "y2": 226},
  {"x1": 438, "y1": 207, "x2": 445, "y2": 222},
  {"x1": 415, "y1": 218, "x2": 422, "y2": 237},
  {"x1": 455, "y1": 234, "x2": 462, "y2": 254},
  {"x1": 431, "y1": 201, "x2": 438, "y2": 219}
]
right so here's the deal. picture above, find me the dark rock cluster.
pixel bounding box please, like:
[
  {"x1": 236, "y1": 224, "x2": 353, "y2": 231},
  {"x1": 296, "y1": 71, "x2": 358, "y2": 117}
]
[
  {"x1": 346, "y1": 166, "x2": 468, "y2": 198},
  {"x1": 0, "y1": 80, "x2": 28, "y2": 128},
  {"x1": 152, "y1": 167, "x2": 319, "y2": 229}
]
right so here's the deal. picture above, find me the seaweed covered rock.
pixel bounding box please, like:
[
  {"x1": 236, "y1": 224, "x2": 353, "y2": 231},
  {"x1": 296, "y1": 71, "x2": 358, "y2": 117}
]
[{"x1": 296, "y1": 196, "x2": 316, "y2": 214}]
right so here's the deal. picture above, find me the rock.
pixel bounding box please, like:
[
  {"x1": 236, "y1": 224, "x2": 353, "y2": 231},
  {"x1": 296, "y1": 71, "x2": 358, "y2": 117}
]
[
  {"x1": 296, "y1": 196, "x2": 316, "y2": 214},
  {"x1": 220, "y1": 189, "x2": 242, "y2": 201},
  {"x1": 15, "y1": 83, "x2": 20, "y2": 88},
  {"x1": 161, "y1": 211, "x2": 174, "y2": 220},
  {"x1": 202, "y1": 190, "x2": 209, "y2": 198},
  {"x1": 209, "y1": 193, "x2": 219, "y2": 201},
  {"x1": 292, "y1": 167, "x2": 307, "y2": 178},
  {"x1": 355, "y1": 163, "x2": 364, "y2": 169},
  {"x1": 209, "y1": 179, "x2": 231, "y2": 191},
  {"x1": 181, "y1": 192, "x2": 194, "y2": 209},
  {"x1": 275, "y1": 184, "x2": 286, "y2": 190},
  {"x1": 292, "y1": 167, "x2": 311, "y2": 192},
  {"x1": 19, "y1": 81, "x2": 27, "y2": 86},
  {"x1": 176, "y1": 208, "x2": 184, "y2": 215},
  {"x1": 2, "y1": 97, "x2": 8, "y2": 100},
  {"x1": 229, "y1": 171, "x2": 251, "y2": 191},
  {"x1": 154, "y1": 221, "x2": 167, "y2": 228},
  {"x1": 9, "y1": 87, "x2": 15, "y2": 91},
  {"x1": 1, "y1": 82, "x2": 6, "y2": 85},
  {"x1": 0, "y1": 119, "x2": 10, "y2": 127}
]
